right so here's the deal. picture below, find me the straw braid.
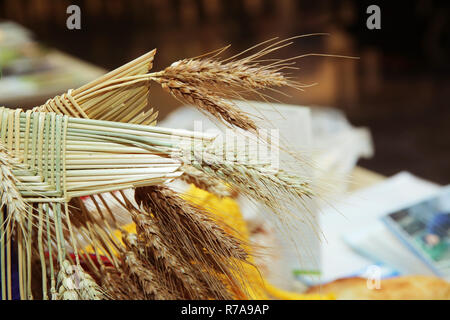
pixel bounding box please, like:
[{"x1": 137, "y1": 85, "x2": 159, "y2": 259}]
[
  {"x1": 0, "y1": 107, "x2": 67, "y2": 199},
  {"x1": 0, "y1": 108, "x2": 205, "y2": 202},
  {"x1": 38, "y1": 90, "x2": 89, "y2": 118},
  {"x1": 34, "y1": 49, "x2": 157, "y2": 126}
]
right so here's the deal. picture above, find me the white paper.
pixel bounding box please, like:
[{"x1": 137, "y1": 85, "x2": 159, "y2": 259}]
[{"x1": 316, "y1": 171, "x2": 440, "y2": 284}]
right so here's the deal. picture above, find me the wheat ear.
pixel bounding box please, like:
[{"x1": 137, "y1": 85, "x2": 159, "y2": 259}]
[
  {"x1": 0, "y1": 143, "x2": 29, "y2": 230},
  {"x1": 185, "y1": 145, "x2": 315, "y2": 231},
  {"x1": 132, "y1": 208, "x2": 225, "y2": 299},
  {"x1": 0, "y1": 142, "x2": 34, "y2": 300},
  {"x1": 56, "y1": 259, "x2": 104, "y2": 300},
  {"x1": 160, "y1": 54, "x2": 294, "y2": 92},
  {"x1": 121, "y1": 233, "x2": 174, "y2": 300},
  {"x1": 134, "y1": 186, "x2": 250, "y2": 298},
  {"x1": 193, "y1": 160, "x2": 313, "y2": 208},
  {"x1": 100, "y1": 265, "x2": 145, "y2": 300},
  {"x1": 154, "y1": 78, "x2": 257, "y2": 131},
  {"x1": 148, "y1": 38, "x2": 311, "y2": 130}
]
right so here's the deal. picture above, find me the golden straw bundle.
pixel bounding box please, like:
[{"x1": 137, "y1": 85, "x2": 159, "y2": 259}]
[
  {"x1": 0, "y1": 107, "x2": 216, "y2": 201},
  {"x1": 1, "y1": 37, "x2": 328, "y2": 300}
]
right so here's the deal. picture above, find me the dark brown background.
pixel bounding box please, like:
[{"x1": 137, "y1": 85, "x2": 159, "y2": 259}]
[{"x1": 1, "y1": 0, "x2": 449, "y2": 183}]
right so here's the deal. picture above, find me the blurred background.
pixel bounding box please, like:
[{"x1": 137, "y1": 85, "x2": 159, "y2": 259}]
[{"x1": 1, "y1": 0, "x2": 449, "y2": 183}]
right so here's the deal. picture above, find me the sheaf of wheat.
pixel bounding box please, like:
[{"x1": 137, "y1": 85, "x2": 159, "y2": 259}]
[{"x1": 0, "y1": 37, "x2": 330, "y2": 300}]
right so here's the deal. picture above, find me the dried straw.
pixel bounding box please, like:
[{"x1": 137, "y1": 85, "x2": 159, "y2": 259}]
[
  {"x1": 0, "y1": 107, "x2": 218, "y2": 201},
  {"x1": 35, "y1": 50, "x2": 158, "y2": 125},
  {"x1": 0, "y1": 142, "x2": 33, "y2": 300},
  {"x1": 148, "y1": 38, "x2": 310, "y2": 130}
]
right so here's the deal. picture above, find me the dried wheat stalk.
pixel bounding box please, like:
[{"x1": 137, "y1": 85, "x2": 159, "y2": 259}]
[
  {"x1": 147, "y1": 38, "x2": 311, "y2": 131},
  {"x1": 191, "y1": 154, "x2": 314, "y2": 210},
  {"x1": 34, "y1": 38, "x2": 311, "y2": 133},
  {"x1": 159, "y1": 43, "x2": 298, "y2": 92},
  {"x1": 178, "y1": 140, "x2": 317, "y2": 238},
  {"x1": 154, "y1": 78, "x2": 258, "y2": 131}
]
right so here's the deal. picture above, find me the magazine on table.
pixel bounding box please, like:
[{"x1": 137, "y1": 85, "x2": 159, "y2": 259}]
[{"x1": 381, "y1": 186, "x2": 450, "y2": 279}]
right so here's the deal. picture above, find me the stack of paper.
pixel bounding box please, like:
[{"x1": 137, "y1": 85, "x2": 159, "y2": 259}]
[{"x1": 307, "y1": 172, "x2": 440, "y2": 285}]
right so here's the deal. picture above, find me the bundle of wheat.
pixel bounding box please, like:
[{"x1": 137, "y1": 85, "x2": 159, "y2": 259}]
[
  {"x1": 0, "y1": 37, "x2": 333, "y2": 300},
  {"x1": 0, "y1": 107, "x2": 252, "y2": 299}
]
